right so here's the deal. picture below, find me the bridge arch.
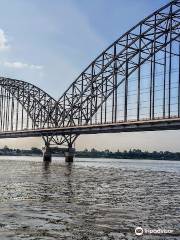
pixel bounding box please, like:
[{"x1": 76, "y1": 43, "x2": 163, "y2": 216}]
[
  {"x1": 0, "y1": 77, "x2": 57, "y2": 131},
  {"x1": 54, "y1": 0, "x2": 180, "y2": 127}
]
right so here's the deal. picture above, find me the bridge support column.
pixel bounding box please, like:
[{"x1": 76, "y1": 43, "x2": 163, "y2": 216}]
[
  {"x1": 43, "y1": 145, "x2": 52, "y2": 162},
  {"x1": 64, "y1": 146, "x2": 75, "y2": 163}
]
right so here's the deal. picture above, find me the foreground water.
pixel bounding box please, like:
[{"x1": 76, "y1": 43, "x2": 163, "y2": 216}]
[{"x1": 0, "y1": 156, "x2": 179, "y2": 240}]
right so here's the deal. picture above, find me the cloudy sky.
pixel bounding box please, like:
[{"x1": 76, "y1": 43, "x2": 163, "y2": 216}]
[{"x1": 0, "y1": 0, "x2": 180, "y2": 152}]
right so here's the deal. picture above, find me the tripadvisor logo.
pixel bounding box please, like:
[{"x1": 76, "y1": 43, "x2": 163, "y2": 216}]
[
  {"x1": 135, "y1": 227, "x2": 143, "y2": 236},
  {"x1": 135, "y1": 227, "x2": 174, "y2": 236}
]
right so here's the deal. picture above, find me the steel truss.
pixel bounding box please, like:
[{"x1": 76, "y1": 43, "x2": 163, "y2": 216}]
[{"x1": 52, "y1": 0, "x2": 180, "y2": 128}]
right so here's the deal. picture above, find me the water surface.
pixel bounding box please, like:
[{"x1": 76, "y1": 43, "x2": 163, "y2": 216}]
[{"x1": 0, "y1": 156, "x2": 179, "y2": 240}]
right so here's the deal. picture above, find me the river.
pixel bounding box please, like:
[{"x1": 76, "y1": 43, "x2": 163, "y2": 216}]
[{"x1": 0, "y1": 156, "x2": 179, "y2": 240}]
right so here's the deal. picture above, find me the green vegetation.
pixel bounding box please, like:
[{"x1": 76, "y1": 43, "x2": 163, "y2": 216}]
[
  {"x1": 76, "y1": 149, "x2": 180, "y2": 160},
  {"x1": 0, "y1": 146, "x2": 42, "y2": 156},
  {"x1": 0, "y1": 146, "x2": 179, "y2": 160}
]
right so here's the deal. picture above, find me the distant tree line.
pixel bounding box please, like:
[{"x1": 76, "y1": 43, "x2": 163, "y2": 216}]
[
  {"x1": 76, "y1": 148, "x2": 180, "y2": 160},
  {"x1": 0, "y1": 146, "x2": 42, "y2": 156},
  {"x1": 0, "y1": 146, "x2": 179, "y2": 160}
]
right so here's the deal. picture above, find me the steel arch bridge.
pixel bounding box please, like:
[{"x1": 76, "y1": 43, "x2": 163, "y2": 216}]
[{"x1": 0, "y1": 0, "x2": 180, "y2": 160}]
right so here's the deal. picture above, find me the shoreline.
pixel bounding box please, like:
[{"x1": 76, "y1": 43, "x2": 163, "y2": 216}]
[{"x1": 0, "y1": 154, "x2": 179, "y2": 162}]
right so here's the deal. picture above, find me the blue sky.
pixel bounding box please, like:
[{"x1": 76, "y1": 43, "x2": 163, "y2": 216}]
[
  {"x1": 1, "y1": 0, "x2": 180, "y2": 151},
  {"x1": 0, "y1": 0, "x2": 165, "y2": 98}
]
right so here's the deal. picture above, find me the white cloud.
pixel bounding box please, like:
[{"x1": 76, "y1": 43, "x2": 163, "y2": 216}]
[
  {"x1": 2, "y1": 61, "x2": 43, "y2": 70},
  {"x1": 0, "y1": 29, "x2": 9, "y2": 51}
]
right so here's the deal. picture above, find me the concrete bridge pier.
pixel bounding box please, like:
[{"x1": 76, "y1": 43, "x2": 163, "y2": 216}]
[
  {"x1": 43, "y1": 145, "x2": 52, "y2": 162},
  {"x1": 64, "y1": 147, "x2": 75, "y2": 162}
]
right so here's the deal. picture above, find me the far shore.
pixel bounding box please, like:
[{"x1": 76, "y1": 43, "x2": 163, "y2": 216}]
[{"x1": 0, "y1": 146, "x2": 180, "y2": 161}]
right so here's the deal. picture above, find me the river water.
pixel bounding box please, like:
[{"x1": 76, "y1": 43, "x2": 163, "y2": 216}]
[{"x1": 0, "y1": 156, "x2": 179, "y2": 240}]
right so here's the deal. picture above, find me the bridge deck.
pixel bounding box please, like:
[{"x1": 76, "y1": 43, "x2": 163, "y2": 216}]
[{"x1": 0, "y1": 118, "x2": 180, "y2": 138}]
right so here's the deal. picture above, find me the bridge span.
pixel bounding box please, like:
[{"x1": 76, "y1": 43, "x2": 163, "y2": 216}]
[
  {"x1": 0, "y1": 0, "x2": 180, "y2": 161},
  {"x1": 1, "y1": 117, "x2": 180, "y2": 138}
]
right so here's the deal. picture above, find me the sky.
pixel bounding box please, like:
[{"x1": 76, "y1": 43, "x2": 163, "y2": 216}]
[{"x1": 0, "y1": 0, "x2": 180, "y2": 152}]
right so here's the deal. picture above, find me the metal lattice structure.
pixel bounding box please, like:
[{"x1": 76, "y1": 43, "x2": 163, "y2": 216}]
[
  {"x1": 0, "y1": 0, "x2": 180, "y2": 149},
  {"x1": 0, "y1": 77, "x2": 56, "y2": 131},
  {"x1": 53, "y1": 0, "x2": 180, "y2": 128}
]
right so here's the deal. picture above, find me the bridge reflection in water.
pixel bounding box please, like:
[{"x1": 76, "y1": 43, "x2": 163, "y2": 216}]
[{"x1": 0, "y1": 0, "x2": 180, "y2": 161}]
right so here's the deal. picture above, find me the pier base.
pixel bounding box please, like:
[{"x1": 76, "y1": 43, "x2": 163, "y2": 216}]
[
  {"x1": 64, "y1": 148, "x2": 75, "y2": 162},
  {"x1": 43, "y1": 146, "x2": 52, "y2": 162}
]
